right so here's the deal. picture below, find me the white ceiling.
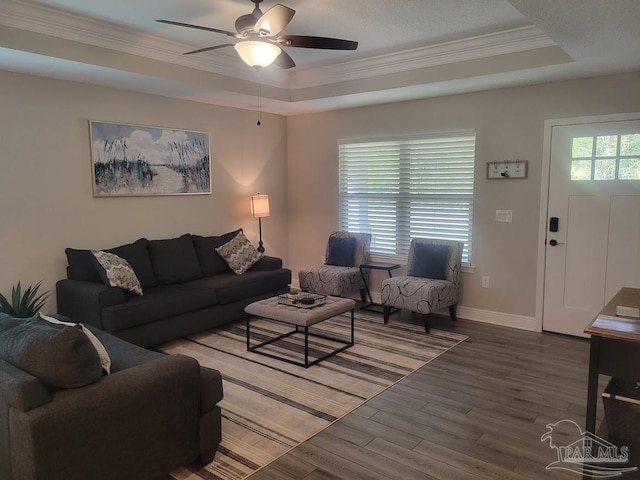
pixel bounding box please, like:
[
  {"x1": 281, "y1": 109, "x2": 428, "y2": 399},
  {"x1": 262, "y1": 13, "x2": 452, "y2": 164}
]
[{"x1": 0, "y1": 0, "x2": 639, "y2": 115}]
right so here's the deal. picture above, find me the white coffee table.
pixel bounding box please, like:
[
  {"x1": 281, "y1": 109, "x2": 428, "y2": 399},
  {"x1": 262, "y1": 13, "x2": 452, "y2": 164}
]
[{"x1": 244, "y1": 295, "x2": 356, "y2": 368}]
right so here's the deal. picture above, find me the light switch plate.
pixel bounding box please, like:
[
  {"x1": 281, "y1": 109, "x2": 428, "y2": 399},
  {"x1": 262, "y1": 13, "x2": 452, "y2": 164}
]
[{"x1": 495, "y1": 210, "x2": 513, "y2": 222}]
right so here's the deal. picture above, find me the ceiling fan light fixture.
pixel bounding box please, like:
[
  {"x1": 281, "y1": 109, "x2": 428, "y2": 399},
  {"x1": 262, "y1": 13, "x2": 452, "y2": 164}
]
[{"x1": 234, "y1": 40, "x2": 281, "y2": 68}]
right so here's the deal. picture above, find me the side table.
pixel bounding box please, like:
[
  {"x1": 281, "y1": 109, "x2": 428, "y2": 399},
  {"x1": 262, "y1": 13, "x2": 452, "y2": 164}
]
[{"x1": 359, "y1": 262, "x2": 401, "y2": 314}]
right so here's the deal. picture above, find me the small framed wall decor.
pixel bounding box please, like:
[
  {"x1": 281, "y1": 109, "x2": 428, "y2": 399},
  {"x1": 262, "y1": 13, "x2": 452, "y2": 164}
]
[
  {"x1": 487, "y1": 159, "x2": 528, "y2": 179},
  {"x1": 89, "y1": 121, "x2": 211, "y2": 196}
]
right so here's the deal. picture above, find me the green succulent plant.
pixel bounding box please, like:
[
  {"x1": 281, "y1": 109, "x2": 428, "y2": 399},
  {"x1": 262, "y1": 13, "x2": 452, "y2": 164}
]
[{"x1": 0, "y1": 281, "x2": 50, "y2": 318}]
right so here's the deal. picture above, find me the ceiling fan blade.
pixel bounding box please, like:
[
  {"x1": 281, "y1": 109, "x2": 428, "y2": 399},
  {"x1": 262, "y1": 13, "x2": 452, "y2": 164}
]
[
  {"x1": 183, "y1": 44, "x2": 235, "y2": 55},
  {"x1": 274, "y1": 49, "x2": 296, "y2": 69},
  {"x1": 157, "y1": 19, "x2": 238, "y2": 38},
  {"x1": 254, "y1": 4, "x2": 295, "y2": 37},
  {"x1": 277, "y1": 35, "x2": 358, "y2": 50}
]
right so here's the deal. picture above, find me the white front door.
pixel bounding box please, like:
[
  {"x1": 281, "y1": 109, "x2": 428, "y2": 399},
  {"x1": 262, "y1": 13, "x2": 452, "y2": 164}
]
[{"x1": 543, "y1": 120, "x2": 640, "y2": 337}]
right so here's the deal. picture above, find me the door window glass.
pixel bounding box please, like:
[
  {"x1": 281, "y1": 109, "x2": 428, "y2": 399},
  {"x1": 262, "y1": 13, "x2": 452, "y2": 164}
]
[{"x1": 571, "y1": 134, "x2": 640, "y2": 181}]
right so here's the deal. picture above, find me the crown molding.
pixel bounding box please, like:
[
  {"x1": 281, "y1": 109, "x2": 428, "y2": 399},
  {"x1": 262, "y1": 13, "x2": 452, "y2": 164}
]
[
  {"x1": 0, "y1": 2, "x2": 559, "y2": 97},
  {"x1": 0, "y1": 0, "x2": 288, "y2": 86},
  {"x1": 291, "y1": 26, "x2": 557, "y2": 89}
]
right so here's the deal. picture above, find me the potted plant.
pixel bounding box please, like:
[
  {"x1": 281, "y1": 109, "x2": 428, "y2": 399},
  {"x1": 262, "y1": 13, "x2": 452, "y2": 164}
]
[{"x1": 0, "y1": 281, "x2": 50, "y2": 318}]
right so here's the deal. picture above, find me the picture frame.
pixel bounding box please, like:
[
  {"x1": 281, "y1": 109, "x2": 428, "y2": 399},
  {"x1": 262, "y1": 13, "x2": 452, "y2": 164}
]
[{"x1": 89, "y1": 121, "x2": 211, "y2": 196}]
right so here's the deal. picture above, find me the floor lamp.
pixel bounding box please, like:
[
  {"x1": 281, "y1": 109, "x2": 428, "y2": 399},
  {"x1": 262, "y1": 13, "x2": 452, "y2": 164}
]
[{"x1": 250, "y1": 194, "x2": 270, "y2": 253}]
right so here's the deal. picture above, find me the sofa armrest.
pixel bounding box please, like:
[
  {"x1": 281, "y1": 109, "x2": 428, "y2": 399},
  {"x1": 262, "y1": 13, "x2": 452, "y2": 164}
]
[
  {"x1": 0, "y1": 359, "x2": 52, "y2": 480},
  {"x1": 0, "y1": 359, "x2": 51, "y2": 413},
  {"x1": 250, "y1": 255, "x2": 283, "y2": 271},
  {"x1": 56, "y1": 279, "x2": 125, "y2": 330},
  {"x1": 10, "y1": 354, "x2": 202, "y2": 480}
]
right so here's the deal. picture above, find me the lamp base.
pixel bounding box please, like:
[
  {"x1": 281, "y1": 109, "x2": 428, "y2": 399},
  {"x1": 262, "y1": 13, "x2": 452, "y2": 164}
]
[{"x1": 257, "y1": 241, "x2": 265, "y2": 254}]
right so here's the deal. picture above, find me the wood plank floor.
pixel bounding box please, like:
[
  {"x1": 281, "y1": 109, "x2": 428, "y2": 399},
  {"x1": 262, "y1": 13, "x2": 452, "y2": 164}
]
[{"x1": 248, "y1": 309, "x2": 618, "y2": 480}]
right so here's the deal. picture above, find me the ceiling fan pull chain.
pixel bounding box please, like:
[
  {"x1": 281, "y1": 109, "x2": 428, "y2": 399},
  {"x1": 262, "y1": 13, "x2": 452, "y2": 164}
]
[{"x1": 257, "y1": 79, "x2": 262, "y2": 126}]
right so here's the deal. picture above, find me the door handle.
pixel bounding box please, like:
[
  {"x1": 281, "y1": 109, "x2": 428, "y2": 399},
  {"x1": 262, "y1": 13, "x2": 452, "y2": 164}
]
[{"x1": 549, "y1": 239, "x2": 565, "y2": 246}]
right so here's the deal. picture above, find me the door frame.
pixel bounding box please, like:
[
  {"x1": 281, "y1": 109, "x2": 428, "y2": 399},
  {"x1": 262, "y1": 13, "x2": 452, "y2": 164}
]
[{"x1": 535, "y1": 111, "x2": 640, "y2": 333}]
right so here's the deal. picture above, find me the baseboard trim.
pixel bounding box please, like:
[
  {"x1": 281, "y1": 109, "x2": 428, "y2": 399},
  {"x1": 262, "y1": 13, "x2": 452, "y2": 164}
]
[
  {"x1": 456, "y1": 306, "x2": 538, "y2": 332},
  {"x1": 289, "y1": 281, "x2": 538, "y2": 332}
]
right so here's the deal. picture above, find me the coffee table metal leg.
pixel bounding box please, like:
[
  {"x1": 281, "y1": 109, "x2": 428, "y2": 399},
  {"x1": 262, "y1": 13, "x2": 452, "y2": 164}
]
[
  {"x1": 350, "y1": 308, "x2": 355, "y2": 345},
  {"x1": 246, "y1": 317, "x2": 251, "y2": 350},
  {"x1": 304, "y1": 326, "x2": 309, "y2": 367}
]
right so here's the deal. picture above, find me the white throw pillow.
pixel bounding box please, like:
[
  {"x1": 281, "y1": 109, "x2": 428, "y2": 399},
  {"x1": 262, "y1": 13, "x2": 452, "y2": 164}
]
[
  {"x1": 39, "y1": 313, "x2": 112, "y2": 374},
  {"x1": 215, "y1": 231, "x2": 263, "y2": 275}
]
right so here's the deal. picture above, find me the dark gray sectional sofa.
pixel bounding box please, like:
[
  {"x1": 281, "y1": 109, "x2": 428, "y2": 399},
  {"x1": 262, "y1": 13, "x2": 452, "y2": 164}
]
[
  {"x1": 0, "y1": 312, "x2": 223, "y2": 480},
  {"x1": 56, "y1": 230, "x2": 292, "y2": 347}
]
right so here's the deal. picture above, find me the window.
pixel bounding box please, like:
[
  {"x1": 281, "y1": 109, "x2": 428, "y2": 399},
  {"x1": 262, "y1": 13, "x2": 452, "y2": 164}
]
[
  {"x1": 571, "y1": 134, "x2": 640, "y2": 181},
  {"x1": 338, "y1": 131, "x2": 475, "y2": 264}
]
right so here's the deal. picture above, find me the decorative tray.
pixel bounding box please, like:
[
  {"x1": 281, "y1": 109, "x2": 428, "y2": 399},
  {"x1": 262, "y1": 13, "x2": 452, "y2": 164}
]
[{"x1": 277, "y1": 293, "x2": 327, "y2": 309}]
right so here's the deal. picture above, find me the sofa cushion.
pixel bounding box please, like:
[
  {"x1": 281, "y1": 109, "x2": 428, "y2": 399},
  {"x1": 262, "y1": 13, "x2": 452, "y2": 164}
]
[
  {"x1": 101, "y1": 285, "x2": 218, "y2": 331},
  {"x1": 148, "y1": 234, "x2": 202, "y2": 284},
  {"x1": 192, "y1": 229, "x2": 242, "y2": 276},
  {"x1": 65, "y1": 238, "x2": 157, "y2": 289},
  {"x1": 407, "y1": 243, "x2": 449, "y2": 280},
  {"x1": 65, "y1": 248, "x2": 103, "y2": 283},
  {"x1": 326, "y1": 236, "x2": 356, "y2": 267},
  {"x1": 0, "y1": 315, "x2": 103, "y2": 389},
  {"x1": 108, "y1": 238, "x2": 157, "y2": 289},
  {"x1": 215, "y1": 231, "x2": 263, "y2": 275},
  {"x1": 39, "y1": 313, "x2": 112, "y2": 374},
  {"x1": 89, "y1": 325, "x2": 165, "y2": 373},
  {"x1": 185, "y1": 269, "x2": 292, "y2": 305},
  {"x1": 92, "y1": 250, "x2": 144, "y2": 296}
]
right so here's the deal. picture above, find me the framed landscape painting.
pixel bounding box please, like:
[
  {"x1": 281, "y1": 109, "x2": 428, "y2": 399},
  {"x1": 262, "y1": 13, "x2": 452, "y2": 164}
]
[{"x1": 89, "y1": 121, "x2": 211, "y2": 196}]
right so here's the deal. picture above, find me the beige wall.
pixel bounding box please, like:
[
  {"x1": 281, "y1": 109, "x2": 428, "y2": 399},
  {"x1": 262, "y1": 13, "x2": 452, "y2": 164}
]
[
  {"x1": 287, "y1": 71, "x2": 640, "y2": 323},
  {"x1": 3, "y1": 68, "x2": 639, "y2": 325},
  {"x1": 0, "y1": 70, "x2": 288, "y2": 311}
]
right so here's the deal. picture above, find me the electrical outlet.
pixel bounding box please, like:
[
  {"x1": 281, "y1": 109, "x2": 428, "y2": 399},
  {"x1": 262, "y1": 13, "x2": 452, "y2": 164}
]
[{"x1": 482, "y1": 276, "x2": 490, "y2": 288}]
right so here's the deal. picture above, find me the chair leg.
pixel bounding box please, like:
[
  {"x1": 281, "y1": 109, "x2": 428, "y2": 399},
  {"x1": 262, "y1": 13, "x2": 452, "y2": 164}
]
[
  {"x1": 360, "y1": 288, "x2": 368, "y2": 302},
  {"x1": 422, "y1": 314, "x2": 431, "y2": 334},
  {"x1": 383, "y1": 306, "x2": 391, "y2": 324},
  {"x1": 449, "y1": 304, "x2": 458, "y2": 322}
]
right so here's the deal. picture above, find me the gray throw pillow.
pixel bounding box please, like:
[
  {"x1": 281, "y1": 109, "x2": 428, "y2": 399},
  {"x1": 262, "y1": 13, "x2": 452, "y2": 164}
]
[
  {"x1": 407, "y1": 243, "x2": 449, "y2": 279},
  {"x1": 0, "y1": 315, "x2": 103, "y2": 389},
  {"x1": 326, "y1": 236, "x2": 356, "y2": 267},
  {"x1": 40, "y1": 313, "x2": 111, "y2": 374}
]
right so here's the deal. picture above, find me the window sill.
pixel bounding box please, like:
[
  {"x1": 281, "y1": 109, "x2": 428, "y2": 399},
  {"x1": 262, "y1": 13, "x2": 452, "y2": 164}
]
[{"x1": 370, "y1": 253, "x2": 475, "y2": 273}]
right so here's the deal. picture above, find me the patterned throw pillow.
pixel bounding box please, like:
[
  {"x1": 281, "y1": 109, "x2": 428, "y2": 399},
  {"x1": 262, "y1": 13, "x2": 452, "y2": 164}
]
[
  {"x1": 215, "y1": 231, "x2": 263, "y2": 275},
  {"x1": 91, "y1": 250, "x2": 143, "y2": 295}
]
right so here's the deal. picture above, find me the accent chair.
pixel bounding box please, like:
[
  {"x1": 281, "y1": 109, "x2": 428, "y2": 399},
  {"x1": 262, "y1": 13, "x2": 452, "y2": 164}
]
[
  {"x1": 381, "y1": 237, "x2": 463, "y2": 333},
  {"x1": 298, "y1": 231, "x2": 371, "y2": 300}
]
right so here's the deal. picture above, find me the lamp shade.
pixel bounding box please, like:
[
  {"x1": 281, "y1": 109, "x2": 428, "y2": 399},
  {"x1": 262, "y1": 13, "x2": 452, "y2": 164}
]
[
  {"x1": 250, "y1": 194, "x2": 270, "y2": 218},
  {"x1": 235, "y1": 41, "x2": 282, "y2": 68}
]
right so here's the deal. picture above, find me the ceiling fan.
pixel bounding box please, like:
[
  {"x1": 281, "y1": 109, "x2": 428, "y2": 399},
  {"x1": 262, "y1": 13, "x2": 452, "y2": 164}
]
[{"x1": 157, "y1": 0, "x2": 358, "y2": 70}]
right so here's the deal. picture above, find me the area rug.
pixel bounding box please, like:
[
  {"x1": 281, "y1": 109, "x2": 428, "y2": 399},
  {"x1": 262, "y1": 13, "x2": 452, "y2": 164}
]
[{"x1": 161, "y1": 310, "x2": 467, "y2": 480}]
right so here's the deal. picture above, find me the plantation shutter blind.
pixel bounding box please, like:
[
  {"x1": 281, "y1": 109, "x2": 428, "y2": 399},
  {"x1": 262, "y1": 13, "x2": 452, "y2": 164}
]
[{"x1": 338, "y1": 131, "x2": 475, "y2": 264}]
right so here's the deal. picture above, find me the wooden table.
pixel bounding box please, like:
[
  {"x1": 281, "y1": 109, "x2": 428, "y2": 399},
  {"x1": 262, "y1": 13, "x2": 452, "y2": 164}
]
[{"x1": 584, "y1": 287, "x2": 640, "y2": 435}]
